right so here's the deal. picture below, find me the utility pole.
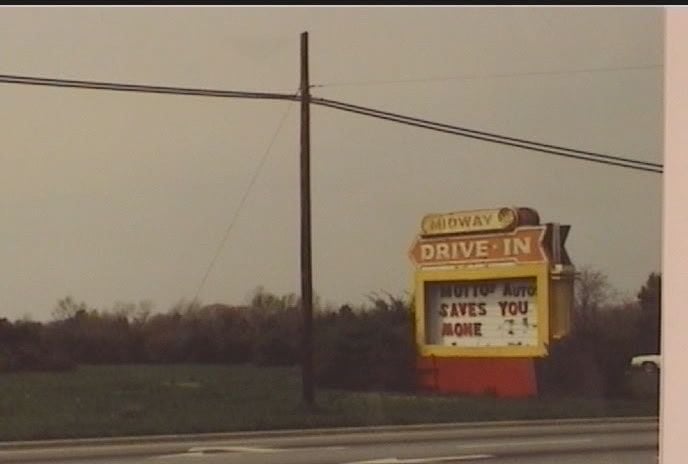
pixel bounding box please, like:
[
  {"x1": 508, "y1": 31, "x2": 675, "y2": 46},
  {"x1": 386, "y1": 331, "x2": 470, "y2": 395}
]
[{"x1": 300, "y1": 31, "x2": 315, "y2": 407}]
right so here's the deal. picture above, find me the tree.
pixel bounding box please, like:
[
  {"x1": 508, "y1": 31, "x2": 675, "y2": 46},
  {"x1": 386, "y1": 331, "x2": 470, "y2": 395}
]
[
  {"x1": 51, "y1": 296, "x2": 92, "y2": 321},
  {"x1": 636, "y1": 273, "x2": 661, "y2": 354},
  {"x1": 574, "y1": 266, "x2": 614, "y2": 331}
]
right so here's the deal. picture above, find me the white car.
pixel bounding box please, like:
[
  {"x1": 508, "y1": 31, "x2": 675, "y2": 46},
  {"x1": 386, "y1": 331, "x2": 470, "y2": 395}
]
[{"x1": 631, "y1": 354, "x2": 661, "y2": 373}]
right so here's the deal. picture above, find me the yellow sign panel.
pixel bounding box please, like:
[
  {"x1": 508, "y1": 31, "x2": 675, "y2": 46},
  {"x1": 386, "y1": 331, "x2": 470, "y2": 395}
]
[
  {"x1": 421, "y1": 207, "x2": 517, "y2": 237},
  {"x1": 413, "y1": 264, "x2": 550, "y2": 358}
]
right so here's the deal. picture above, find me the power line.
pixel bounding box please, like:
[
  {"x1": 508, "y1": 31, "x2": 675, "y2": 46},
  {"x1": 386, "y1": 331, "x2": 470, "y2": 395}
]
[
  {"x1": 312, "y1": 64, "x2": 663, "y2": 88},
  {"x1": 315, "y1": 97, "x2": 662, "y2": 170},
  {"x1": 0, "y1": 72, "x2": 662, "y2": 173},
  {"x1": 312, "y1": 97, "x2": 662, "y2": 174},
  {"x1": 192, "y1": 96, "x2": 296, "y2": 303},
  {"x1": 315, "y1": 98, "x2": 661, "y2": 173},
  {"x1": 0, "y1": 74, "x2": 298, "y2": 101}
]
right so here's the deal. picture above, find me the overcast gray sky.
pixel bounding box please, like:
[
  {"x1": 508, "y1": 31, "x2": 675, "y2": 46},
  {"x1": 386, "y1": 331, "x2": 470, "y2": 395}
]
[{"x1": 0, "y1": 7, "x2": 663, "y2": 321}]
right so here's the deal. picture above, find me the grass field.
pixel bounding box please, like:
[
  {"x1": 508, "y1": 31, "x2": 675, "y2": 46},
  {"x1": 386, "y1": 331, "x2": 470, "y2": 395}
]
[{"x1": 0, "y1": 365, "x2": 659, "y2": 442}]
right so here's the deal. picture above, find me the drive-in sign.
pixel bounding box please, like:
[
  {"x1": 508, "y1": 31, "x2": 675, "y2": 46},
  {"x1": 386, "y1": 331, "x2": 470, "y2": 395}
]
[{"x1": 409, "y1": 226, "x2": 546, "y2": 268}]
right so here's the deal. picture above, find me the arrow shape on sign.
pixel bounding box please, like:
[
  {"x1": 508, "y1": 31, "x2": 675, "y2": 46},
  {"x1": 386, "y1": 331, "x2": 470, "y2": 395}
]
[{"x1": 408, "y1": 226, "x2": 546, "y2": 268}]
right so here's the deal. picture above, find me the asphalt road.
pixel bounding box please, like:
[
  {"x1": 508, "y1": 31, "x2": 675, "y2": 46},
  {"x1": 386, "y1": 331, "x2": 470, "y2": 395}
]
[{"x1": 0, "y1": 418, "x2": 659, "y2": 464}]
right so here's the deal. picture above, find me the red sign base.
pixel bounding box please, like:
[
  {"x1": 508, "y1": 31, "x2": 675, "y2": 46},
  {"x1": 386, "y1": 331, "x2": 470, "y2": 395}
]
[{"x1": 416, "y1": 356, "x2": 537, "y2": 398}]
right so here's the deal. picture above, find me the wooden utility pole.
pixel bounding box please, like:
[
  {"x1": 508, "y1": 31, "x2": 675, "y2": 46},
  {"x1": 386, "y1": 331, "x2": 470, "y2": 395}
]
[{"x1": 300, "y1": 31, "x2": 315, "y2": 407}]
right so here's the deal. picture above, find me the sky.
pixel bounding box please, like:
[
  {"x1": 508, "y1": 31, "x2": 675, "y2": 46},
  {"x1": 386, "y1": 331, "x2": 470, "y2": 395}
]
[{"x1": 0, "y1": 6, "x2": 663, "y2": 321}]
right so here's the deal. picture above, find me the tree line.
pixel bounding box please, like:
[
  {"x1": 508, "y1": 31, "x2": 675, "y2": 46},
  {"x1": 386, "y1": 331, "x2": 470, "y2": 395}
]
[{"x1": 0, "y1": 270, "x2": 660, "y2": 398}]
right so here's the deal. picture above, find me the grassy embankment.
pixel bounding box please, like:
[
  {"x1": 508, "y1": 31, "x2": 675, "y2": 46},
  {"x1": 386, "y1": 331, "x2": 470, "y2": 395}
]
[{"x1": 0, "y1": 365, "x2": 658, "y2": 441}]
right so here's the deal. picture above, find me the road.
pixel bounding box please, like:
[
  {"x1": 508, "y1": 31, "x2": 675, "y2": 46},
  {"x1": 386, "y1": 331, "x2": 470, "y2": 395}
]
[{"x1": 0, "y1": 418, "x2": 658, "y2": 464}]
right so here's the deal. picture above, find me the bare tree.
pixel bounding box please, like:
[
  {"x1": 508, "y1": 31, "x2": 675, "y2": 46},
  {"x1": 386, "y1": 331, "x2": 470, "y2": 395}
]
[
  {"x1": 51, "y1": 296, "x2": 93, "y2": 321},
  {"x1": 574, "y1": 266, "x2": 614, "y2": 331}
]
